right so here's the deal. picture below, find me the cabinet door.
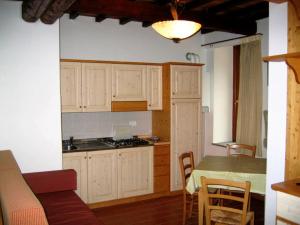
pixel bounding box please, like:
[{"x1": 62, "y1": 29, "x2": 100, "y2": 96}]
[
  {"x1": 82, "y1": 63, "x2": 112, "y2": 112},
  {"x1": 87, "y1": 150, "x2": 118, "y2": 203},
  {"x1": 147, "y1": 65, "x2": 162, "y2": 110},
  {"x1": 63, "y1": 152, "x2": 88, "y2": 202},
  {"x1": 60, "y1": 62, "x2": 82, "y2": 112},
  {"x1": 171, "y1": 99, "x2": 201, "y2": 191},
  {"x1": 112, "y1": 64, "x2": 147, "y2": 101},
  {"x1": 171, "y1": 65, "x2": 201, "y2": 99},
  {"x1": 117, "y1": 147, "x2": 153, "y2": 198}
]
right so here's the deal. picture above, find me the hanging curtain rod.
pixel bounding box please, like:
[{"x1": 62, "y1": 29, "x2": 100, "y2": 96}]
[{"x1": 201, "y1": 33, "x2": 262, "y2": 47}]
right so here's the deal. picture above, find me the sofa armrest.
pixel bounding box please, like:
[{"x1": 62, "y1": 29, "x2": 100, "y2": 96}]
[{"x1": 23, "y1": 169, "x2": 77, "y2": 194}]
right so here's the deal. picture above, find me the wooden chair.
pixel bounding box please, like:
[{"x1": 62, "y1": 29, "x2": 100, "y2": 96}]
[
  {"x1": 201, "y1": 176, "x2": 254, "y2": 225},
  {"x1": 179, "y1": 151, "x2": 197, "y2": 225},
  {"x1": 227, "y1": 144, "x2": 256, "y2": 158}
]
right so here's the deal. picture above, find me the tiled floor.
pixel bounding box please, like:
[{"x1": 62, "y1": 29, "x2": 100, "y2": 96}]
[{"x1": 93, "y1": 194, "x2": 264, "y2": 225}]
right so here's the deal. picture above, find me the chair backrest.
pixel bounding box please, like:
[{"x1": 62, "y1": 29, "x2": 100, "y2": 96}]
[
  {"x1": 179, "y1": 151, "x2": 195, "y2": 190},
  {"x1": 201, "y1": 176, "x2": 251, "y2": 225},
  {"x1": 227, "y1": 143, "x2": 256, "y2": 158}
]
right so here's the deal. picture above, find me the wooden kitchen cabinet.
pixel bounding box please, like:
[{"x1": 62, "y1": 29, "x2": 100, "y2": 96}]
[
  {"x1": 63, "y1": 146, "x2": 153, "y2": 204},
  {"x1": 171, "y1": 98, "x2": 202, "y2": 191},
  {"x1": 81, "y1": 63, "x2": 112, "y2": 112},
  {"x1": 153, "y1": 144, "x2": 170, "y2": 194},
  {"x1": 60, "y1": 62, "x2": 112, "y2": 112},
  {"x1": 117, "y1": 146, "x2": 153, "y2": 198},
  {"x1": 112, "y1": 64, "x2": 147, "y2": 101},
  {"x1": 60, "y1": 62, "x2": 82, "y2": 112},
  {"x1": 171, "y1": 64, "x2": 201, "y2": 99},
  {"x1": 152, "y1": 63, "x2": 203, "y2": 192},
  {"x1": 87, "y1": 150, "x2": 118, "y2": 203},
  {"x1": 147, "y1": 65, "x2": 162, "y2": 110},
  {"x1": 272, "y1": 179, "x2": 300, "y2": 225},
  {"x1": 63, "y1": 152, "x2": 88, "y2": 202}
]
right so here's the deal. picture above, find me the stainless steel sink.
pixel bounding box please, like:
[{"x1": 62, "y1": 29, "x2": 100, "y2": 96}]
[{"x1": 75, "y1": 142, "x2": 112, "y2": 150}]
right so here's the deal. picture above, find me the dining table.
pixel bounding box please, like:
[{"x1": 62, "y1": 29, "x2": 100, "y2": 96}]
[{"x1": 186, "y1": 155, "x2": 266, "y2": 225}]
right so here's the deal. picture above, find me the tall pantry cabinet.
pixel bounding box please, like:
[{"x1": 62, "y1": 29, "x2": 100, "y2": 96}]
[{"x1": 152, "y1": 63, "x2": 203, "y2": 192}]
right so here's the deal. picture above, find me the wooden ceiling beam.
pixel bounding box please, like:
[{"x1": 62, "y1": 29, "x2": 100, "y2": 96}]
[
  {"x1": 142, "y1": 21, "x2": 153, "y2": 27},
  {"x1": 190, "y1": 14, "x2": 258, "y2": 35},
  {"x1": 119, "y1": 17, "x2": 131, "y2": 25},
  {"x1": 95, "y1": 14, "x2": 106, "y2": 22},
  {"x1": 41, "y1": 0, "x2": 77, "y2": 24},
  {"x1": 69, "y1": 11, "x2": 80, "y2": 19},
  {"x1": 185, "y1": 0, "x2": 231, "y2": 12},
  {"x1": 22, "y1": 0, "x2": 53, "y2": 22},
  {"x1": 207, "y1": 0, "x2": 265, "y2": 16},
  {"x1": 231, "y1": 2, "x2": 269, "y2": 21}
]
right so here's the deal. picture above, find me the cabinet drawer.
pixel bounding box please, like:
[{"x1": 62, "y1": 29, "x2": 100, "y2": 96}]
[
  {"x1": 154, "y1": 155, "x2": 170, "y2": 166},
  {"x1": 277, "y1": 192, "x2": 300, "y2": 224},
  {"x1": 154, "y1": 145, "x2": 170, "y2": 156},
  {"x1": 154, "y1": 175, "x2": 170, "y2": 193},
  {"x1": 154, "y1": 165, "x2": 170, "y2": 176}
]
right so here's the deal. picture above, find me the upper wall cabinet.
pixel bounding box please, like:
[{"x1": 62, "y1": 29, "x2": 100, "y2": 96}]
[
  {"x1": 82, "y1": 63, "x2": 112, "y2": 112},
  {"x1": 60, "y1": 62, "x2": 82, "y2": 112},
  {"x1": 170, "y1": 65, "x2": 201, "y2": 99},
  {"x1": 60, "y1": 62, "x2": 112, "y2": 112},
  {"x1": 112, "y1": 64, "x2": 147, "y2": 101},
  {"x1": 147, "y1": 65, "x2": 162, "y2": 110}
]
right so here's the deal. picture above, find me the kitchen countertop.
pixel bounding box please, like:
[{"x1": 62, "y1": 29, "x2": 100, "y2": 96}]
[{"x1": 62, "y1": 138, "x2": 154, "y2": 153}]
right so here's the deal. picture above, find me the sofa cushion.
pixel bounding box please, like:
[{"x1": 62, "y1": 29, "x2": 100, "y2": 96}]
[
  {"x1": 23, "y1": 170, "x2": 77, "y2": 194},
  {"x1": 37, "y1": 191, "x2": 103, "y2": 225},
  {"x1": 0, "y1": 169, "x2": 49, "y2": 225}
]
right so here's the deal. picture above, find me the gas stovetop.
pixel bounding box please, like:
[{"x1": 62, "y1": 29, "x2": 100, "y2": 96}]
[{"x1": 102, "y1": 137, "x2": 150, "y2": 148}]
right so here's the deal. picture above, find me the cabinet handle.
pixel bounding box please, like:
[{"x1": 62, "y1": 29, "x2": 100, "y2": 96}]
[
  {"x1": 84, "y1": 156, "x2": 87, "y2": 159},
  {"x1": 89, "y1": 156, "x2": 91, "y2": 159},
  {"x1": 113, "y1": 95, "x2": 116, "y2": 97},
  {"x1": 84, "y1": 106, "x2": 87, "y2": 108},
  {"x1": 79, "y1": 106, "x2": 82, "y2": 108},
  {"x1": 149, "y1": 104, "x2": 151, "y2": 106},
  {"x1": 172, "y1": 92, "x2": 175, "y2": 95}
]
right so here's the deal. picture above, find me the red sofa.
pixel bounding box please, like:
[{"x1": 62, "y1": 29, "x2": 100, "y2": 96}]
[
  {"x1": 0, "y1": 150, "x2": 104, "y2": 225},
  {"x1": 23, "y1": 170, "x2": 103, "y2": 225}
]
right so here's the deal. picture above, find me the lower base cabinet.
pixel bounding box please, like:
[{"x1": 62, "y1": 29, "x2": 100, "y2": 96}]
[
  {"x1": 153, "y1": 144, "x2": 170, "y2": 194},
  {"x1": 63, "y1": 146, "x2": 153, "y2": 204},
  {"x1": 63, "y1": 152, "x2": 88, "y2": 202}
]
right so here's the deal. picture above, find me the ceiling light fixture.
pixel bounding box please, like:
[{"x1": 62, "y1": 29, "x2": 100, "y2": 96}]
[{"x1": 152, "y1": 0, "x2": 201, "y2": 43}]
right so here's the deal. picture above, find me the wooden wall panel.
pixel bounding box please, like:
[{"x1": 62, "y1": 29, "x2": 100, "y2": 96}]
[
  {"x1": 286, "y1": 2, "x2": 300, "y2": 180},
  {"x1": 152, "y1": 64, "x2": 171, "y2": 141}
]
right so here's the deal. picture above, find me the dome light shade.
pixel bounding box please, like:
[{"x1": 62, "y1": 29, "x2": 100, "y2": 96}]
[{"x1": 152, "y1": 20, "x2": 201, "y2": 42}]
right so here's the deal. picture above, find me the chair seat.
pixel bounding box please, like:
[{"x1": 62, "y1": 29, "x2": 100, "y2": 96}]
[{"x1": 211, "y1": 210, "x2": 254, "y2": 225}]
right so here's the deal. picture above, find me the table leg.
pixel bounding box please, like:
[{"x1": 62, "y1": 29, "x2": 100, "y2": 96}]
[{"x1": 198, "y1": 187, "x2": 204, "y2": 225}]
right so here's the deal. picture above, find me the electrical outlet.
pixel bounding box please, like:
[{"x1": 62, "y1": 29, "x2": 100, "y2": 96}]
[{"x1": 129, "y1": 121, "x2": 137, "y2": 127}]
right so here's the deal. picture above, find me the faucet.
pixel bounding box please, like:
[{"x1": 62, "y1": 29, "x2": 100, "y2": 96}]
[{"x1": 67, "y1": 136, "x2": 75, "y2": 150}]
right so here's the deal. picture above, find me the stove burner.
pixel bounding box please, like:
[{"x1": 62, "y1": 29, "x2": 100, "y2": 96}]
[{"x1": 102, "y1": 137, "x2": 149, "y2": 148}]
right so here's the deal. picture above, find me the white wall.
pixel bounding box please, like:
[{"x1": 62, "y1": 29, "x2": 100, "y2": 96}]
[
  {"x1": 60, "y1": 15, "x2": 202, "y2": 62},
  {"x1": 0, "y1": 1, "x2": 61, "y2": 172},
  {"x1": 212, "y1": 46, "x2": 233, "y2": 143},
  {"x1": 59, "y1": 15, "x2": 203, "y2": 139},
  {"x1": 265, "y1": 3, "x2": 288, "y2": 224}
]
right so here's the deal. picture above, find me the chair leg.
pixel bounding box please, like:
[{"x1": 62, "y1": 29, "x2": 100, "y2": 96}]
[
  {"x1": 188, "y1": 194, "x2": 194, "y2": 218},
  {"x1": 250, "y1": 212, "x2": 254, "y2": 225},
  {"x1": 183, "y1": 194, "x2": 187, "y2": 225},
  {"x1": 248, "y1": 193, "x2": 251, "y2": 211}
]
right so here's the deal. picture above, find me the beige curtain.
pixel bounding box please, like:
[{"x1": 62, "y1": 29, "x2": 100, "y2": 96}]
[{"x1": 236, "y1": 40, "x2": 263, "y2": 157}]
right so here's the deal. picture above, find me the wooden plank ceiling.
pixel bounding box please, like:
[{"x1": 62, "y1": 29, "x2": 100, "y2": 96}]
[{"x1": 22, "y1": 0, "x2": 269, "y2": 35}]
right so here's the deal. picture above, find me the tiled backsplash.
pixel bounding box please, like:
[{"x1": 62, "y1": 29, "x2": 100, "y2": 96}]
[{"x1": 61, "y1": 111, "x2": 152, "y2": 140}]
